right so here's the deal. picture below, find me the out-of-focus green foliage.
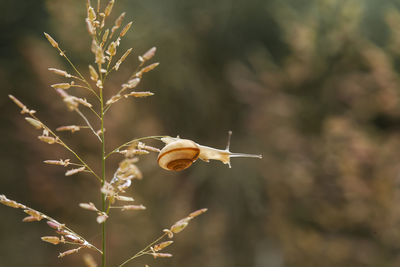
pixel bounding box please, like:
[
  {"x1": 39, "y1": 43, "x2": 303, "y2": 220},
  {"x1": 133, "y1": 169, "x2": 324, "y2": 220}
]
[{"x1": 2, "y1": 0, "x2": 400, "y2": 266}]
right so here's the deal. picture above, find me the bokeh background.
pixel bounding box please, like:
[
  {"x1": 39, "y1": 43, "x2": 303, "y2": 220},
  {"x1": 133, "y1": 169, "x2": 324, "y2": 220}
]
[{"x1": 2, "y1": 0, "x2": 400, "y2": 266}]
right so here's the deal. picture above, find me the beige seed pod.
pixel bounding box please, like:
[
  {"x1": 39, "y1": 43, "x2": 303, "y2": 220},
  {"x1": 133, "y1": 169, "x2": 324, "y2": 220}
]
[{"x1": 158, "y1": 132, "x2": 262, "y2": 171}]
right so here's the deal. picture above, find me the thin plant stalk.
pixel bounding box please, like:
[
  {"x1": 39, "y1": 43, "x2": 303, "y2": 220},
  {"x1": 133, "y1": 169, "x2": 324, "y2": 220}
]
[
  {"x1": 118, "y1": 233, "x2": 167, "y2": 267},
  {"x1": 105, "y1": 135, "x2": 166, "y2": 159},
  {"x1": 28, "y1": 112, "x2": 101, "y2": 182},
  {"x1": 100, "y1": 82, "x2": 107, "y2": 266}
]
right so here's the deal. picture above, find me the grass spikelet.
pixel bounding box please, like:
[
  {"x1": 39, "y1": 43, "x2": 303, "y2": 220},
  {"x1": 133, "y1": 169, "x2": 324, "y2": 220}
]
[
  {"x1": 96, "y1": 213, "x2": 108, "y2": 224},
  {"x1": 56, "y1": 125, "x2": 81, "y2": 133},
  {"x1": 93, "y1": 41, "x2": 105, "y2": 64},
  {"x1": 115, "y1": 195, "x2": 134, "y2": 202},
  {"x1": 79, "y1": 202, "x2": 98, "y2": 211},
  {"x1": 104, "y1": 0, "x2": 115, "y2": 17},
  {"x1": 120, "y1": 204, "x2": 146, "y2": 211},
  {"x1": 111, "y1": 12, "x2": 126, "y2": 38},
  {"x1": 9, "y1": 94, "x2": 31, "y2": 114},
  {"x1": 0, "y1": 195, "x2": 25, "y2": 209},
  {"x1": 43, "y1": 159, "x2": 71, "y2": 166},
  {"x1": 151, "y1": 253, "x2": 173, "y2": 259},
  {"x1": 48, "y1": 68, "x2": 72, "y2": 78},
  {"x1": 170, "y1": 218, "x2": 190, "y2": 234},
  {"x1": 114, "y1": 48, "x2": 132, "y2": 70},
  {"x1": 44, "y1": 32, "x2": 59, "y2": 48},
  {"x1": 87, "y1": 6, "x2": 96, "y2": 21},
  {"x1": 59, "y1": 247, "x2": 83, "y2": 258},
  {"x1": 41, "y1": 236, "x2": 62, "y2": 245},
  {"x1": 65, "y1": 166, "x2": 86, "y2": 176},
  {"x1": 139, "y1": 47, "x2": 156, "y2": 62},
  {"x1": 88, "y1": 65, "x2": 99, "y2": 81},
  {"x1": 106, "y1": 94, "x2": 122, "y2": 105},
  {"x1": 153, "y1": 241, "x2": 173, "y2": 252},
  {"x1": 136, "y1": 62, "x2": 159, "y2": 77},
  {"x1": 86, "y1": 18, "x2": 96, "y2": 35},
  {"x1": 106, "y1": 41, "x2": 117, "y2": 56},
  {"x1": 51, "y1": 83, "x2": 72, "y2": 90},
  {"x1": 25, "y1": 117, "x2": 43, "y2": 129},
  {"x1": 189, "y1": 208, "x2": 208, "y2": 219},
  {"x1": 120, "y1": 21, "x2": 132, "y2": 37},
  {"x1": 101, "y1": 29, "x2": 110, "y2": 46},
  {"x1": 24, "y1": 209, "x2": 44, "y2": 221},
  {"x1": 124, "y1": 91, "x2": 154, "y2": 98},
  {"x1": 122, "y1": 78, "x2": 140, "y2": 89},
  {"x1": 38, "y1": 135, "x2": 57, "y2": 144}
]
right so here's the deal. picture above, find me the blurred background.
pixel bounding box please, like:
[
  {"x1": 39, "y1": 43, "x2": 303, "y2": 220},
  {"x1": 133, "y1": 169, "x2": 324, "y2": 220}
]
[{"x1": 2, "y1": 0, "x2": 400, "y2": 266}]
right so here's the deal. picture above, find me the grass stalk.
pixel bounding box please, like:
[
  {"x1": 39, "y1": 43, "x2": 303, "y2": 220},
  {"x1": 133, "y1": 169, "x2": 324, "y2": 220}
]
[{"x1": 100, "y1": 83, "x2": 106, "y2": 266}]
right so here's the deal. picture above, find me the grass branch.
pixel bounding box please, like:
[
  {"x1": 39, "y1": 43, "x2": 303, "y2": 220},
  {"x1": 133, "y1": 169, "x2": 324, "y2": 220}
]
[{"x1": 119, "y1": 233, "x2": 168, "y2": 267}]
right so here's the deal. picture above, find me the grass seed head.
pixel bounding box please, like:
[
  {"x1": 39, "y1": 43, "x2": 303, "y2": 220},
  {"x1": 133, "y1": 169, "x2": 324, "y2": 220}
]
[
  {"x1": 106, "y1": 41, "x2": 117, "y2": 56},
  {"x1": 153, "y1": 241, "x2": 173, "y2": 252},
  {"x1": 124, "y1": 91, "x2": 154, "y2": 98},
  {"x1": 58, "y1": 247, "x2": 83, "y2": 258},
  {"x1": 79, "y1": 202, "x2": 98, "y2": 211},
  {"x1": 151, "y1": 253, "x2": 173, "y2": 259},
  {"x1": 56, "y1": 125, "x2": 81, "y2": 133},
  {"x1": 23, "y1": 215, "x2": 41, "y2": 222},
  {"x1": 25, "y1": 117, "x2": 43, "y2": 129},
  {"x1": 41, "y1": 236, "x2": 61, "y2": 245},
  {"x1": 86, "y1": 18, "x2": 96, "y2": 35},
  {"x1": 44, "y1": 32, "x2": 59, "y2": 48},
  {"x1": 24, "y1": 209, "x2": 44, "y2": 221},
  {"x1": 137, "y1": 142, "x2": 160, "y2": 153},
  {"x1": 114, "y1": 48, "x2": 132, "y2": 70},
  {"x1": 51, "y1": 83, "x2": 71, "y2": 90},
  {"x1": 48, "y1": 68, "x2": 72, "y2": 78},
  {"x1": 47, "y1": 220, "x2": 65, "y2": 231},
  {"x1": 43, "y1": 159, "x2": 71, "y2": 166},
  {"x1": 74, "y1": 97, "x2": 93, "y2": 108},
  {"x1": 88, "y1": 6, "x2": 96, "y2": 21},
  {"x1": 170, "y1": 217, "x2": 191, "y2": 234},
  {"x1": 139, "y1": 47, "x2": 156, "y2": 62},
  {"x1": 115, "y1": 195, "x2": 134, "y2": 202},
  {"x1": 120, "y1": 21, "x2": 132, "y2": 37},
  {"x1": 92, "y1": 41, "x2": 105, "y2": 64},
  {"x1": 121, "y1": 204, "x2": 146, "y2": 211},
  {"x1": 122, "y1": 78, "x2": 140, "y2": 89},
  {"x1": 65, "y1": 234, "x2": 84, "y2": 244},
  {"x1": 38, "y1": 135, "x2": 57, "y2": 144},
  {"x1": 104, "y1": 0, "x2": 115, "y2": 17},
  {"x1": 9, "y1": 94, "x2": 31, "y2": 114},
  {"x1": 106, "y1": 94, "x2": 122, "y2": 105},
  {"x1": 189, "y1": 208, "x2": 208, "y2": 218},
  {"x1": 120, "y1": 149, "x2": 150, "y2": 157},
  {"x1": 136, "y1": 62, "x2": 159, "y2": 77},
  {"x1": 96, "y1": 213, "x2": 108, "y2": 224},
  {"x1": 65, "y1": 166, "x2": 86, "y2": 176},
  {"x1": 114, "y1": 12, "x2": 126, "y2": 27},
  {"x1": 102, "y1": 29, "x2": 109, "y2": 45},
  {"x1": 89, "y1": 65, "x2": 99, "y2": 81}
]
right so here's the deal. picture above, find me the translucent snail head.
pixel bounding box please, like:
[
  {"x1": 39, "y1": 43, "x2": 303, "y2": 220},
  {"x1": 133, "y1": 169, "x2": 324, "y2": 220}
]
[{"x1": 157, "y1": 131, "x2": 262, "y2": 171}]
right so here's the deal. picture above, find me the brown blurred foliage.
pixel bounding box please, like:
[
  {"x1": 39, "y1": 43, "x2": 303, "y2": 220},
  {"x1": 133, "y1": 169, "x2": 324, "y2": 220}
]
[{"x1": 2, "y1": 0, "x2": 400, "y2": 266}]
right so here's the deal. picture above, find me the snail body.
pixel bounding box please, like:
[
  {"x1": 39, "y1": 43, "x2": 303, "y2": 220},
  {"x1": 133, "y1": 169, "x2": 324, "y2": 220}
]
[{"x1": 157, "y1": 132, "x2": 262, "y2": 171}]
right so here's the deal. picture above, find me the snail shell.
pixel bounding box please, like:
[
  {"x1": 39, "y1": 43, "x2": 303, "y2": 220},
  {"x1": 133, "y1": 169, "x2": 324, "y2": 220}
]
[{"x1": 157, "y1": 139, "x2": 200, "y2": 171}]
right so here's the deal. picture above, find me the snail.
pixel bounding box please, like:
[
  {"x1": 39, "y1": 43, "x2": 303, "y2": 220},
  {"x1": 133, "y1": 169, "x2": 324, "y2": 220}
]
[{"x1": 157, "y1": 131, "x2": 262, "y2": 171}]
